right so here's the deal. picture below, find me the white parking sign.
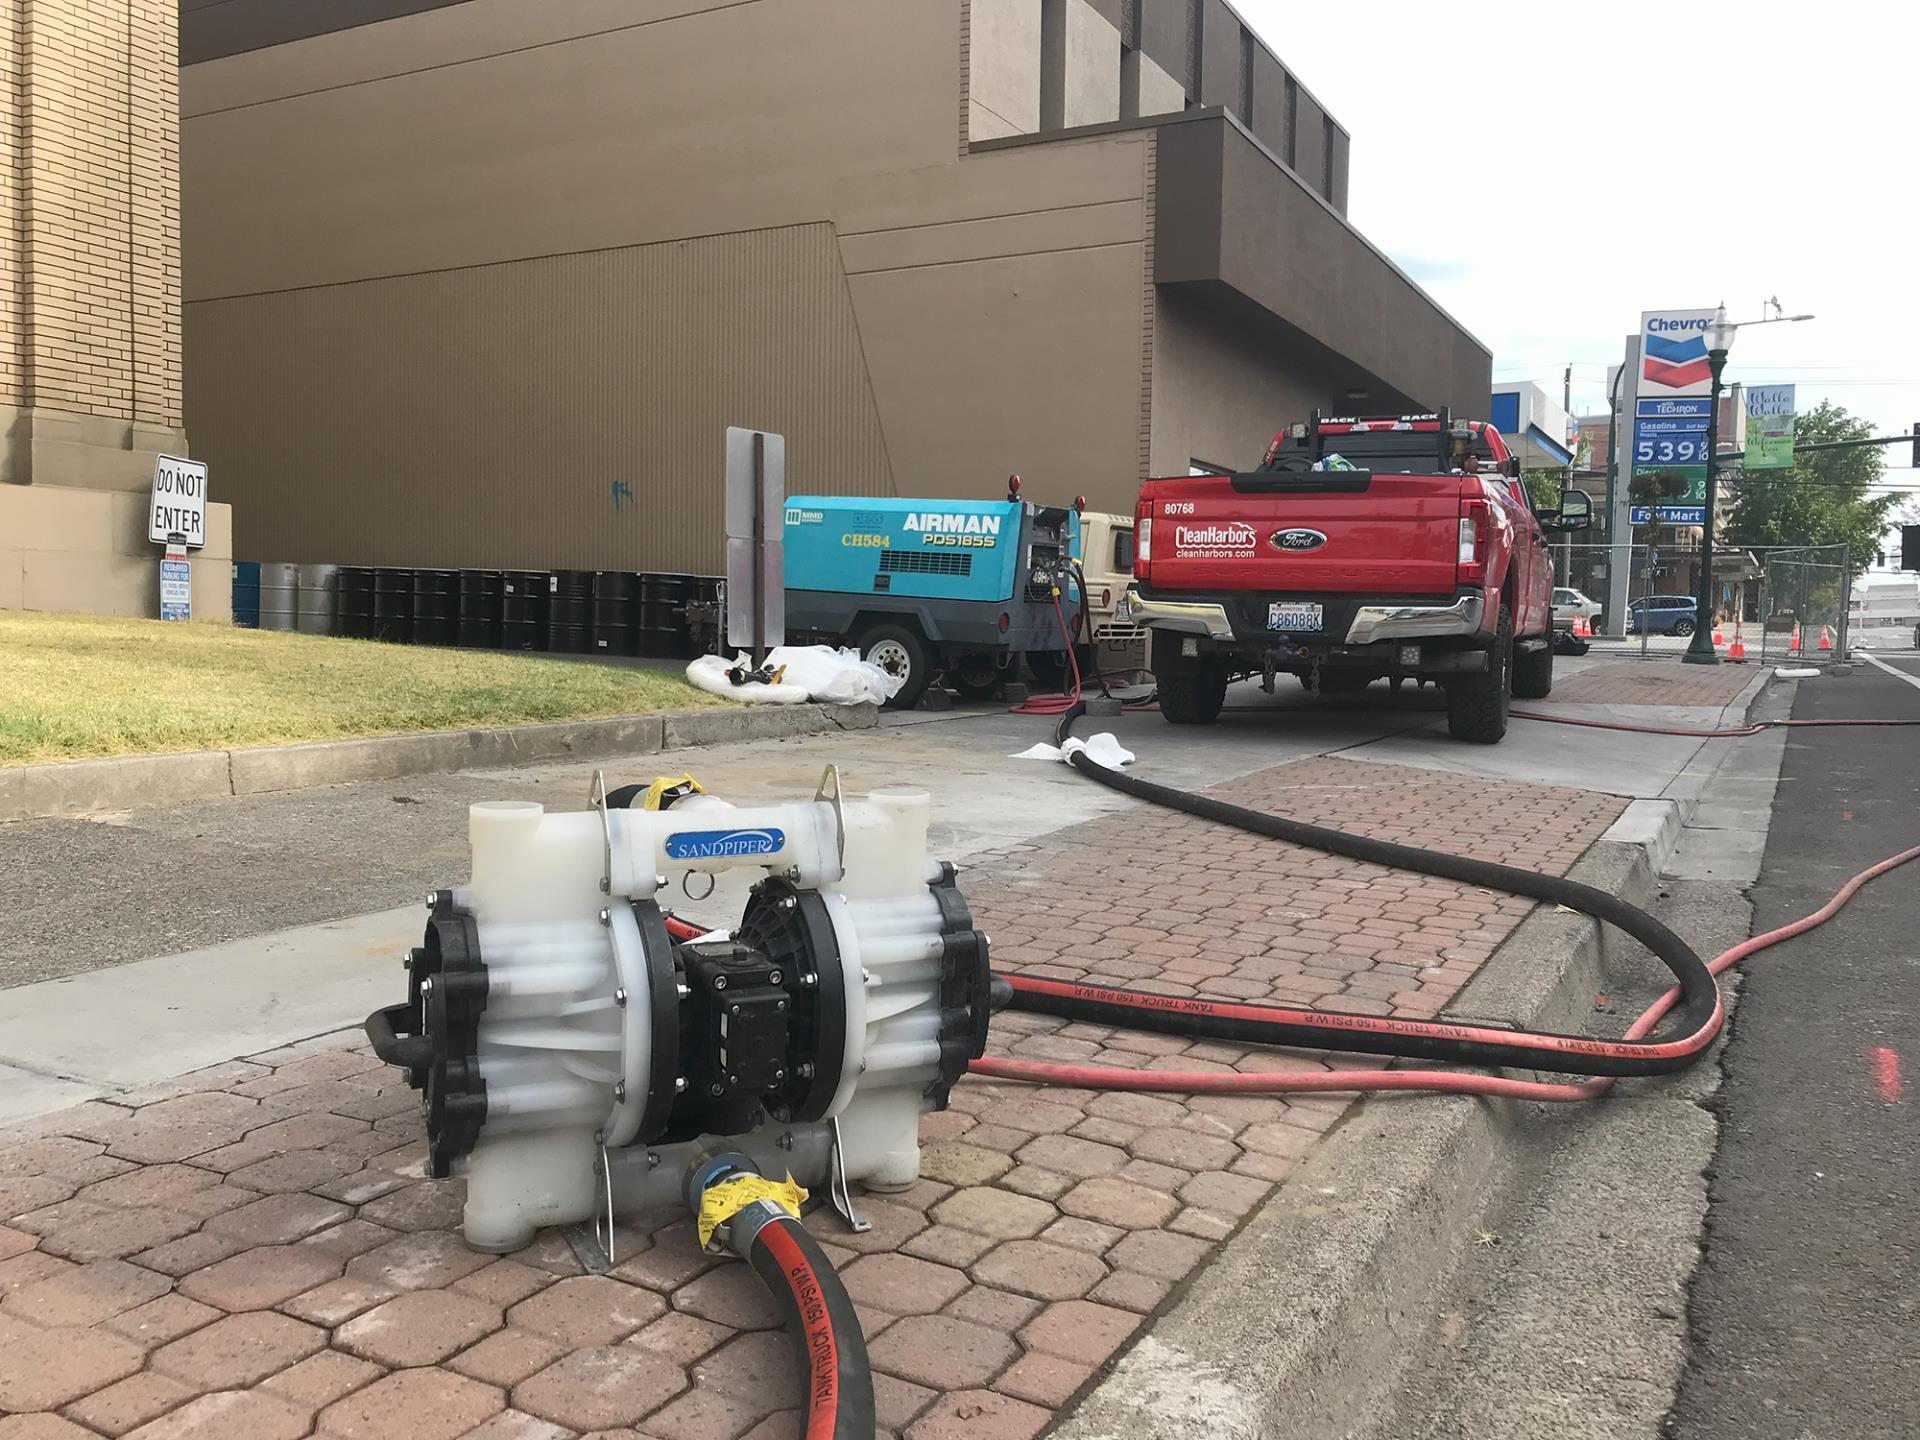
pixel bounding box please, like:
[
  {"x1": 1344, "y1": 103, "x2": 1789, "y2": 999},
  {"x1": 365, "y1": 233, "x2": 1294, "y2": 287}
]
[{"x1": 149, "y1": 454, "x2": 209, "y2": 548}]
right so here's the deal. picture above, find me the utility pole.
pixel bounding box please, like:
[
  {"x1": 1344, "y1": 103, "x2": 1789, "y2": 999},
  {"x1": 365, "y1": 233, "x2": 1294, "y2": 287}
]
[
  {"x1": 1683, "y1": 308, "x2": 1738, "y2": 665},
  {"x1": 1603, "y1": 343, "x2": 1634, "y2": 638}
]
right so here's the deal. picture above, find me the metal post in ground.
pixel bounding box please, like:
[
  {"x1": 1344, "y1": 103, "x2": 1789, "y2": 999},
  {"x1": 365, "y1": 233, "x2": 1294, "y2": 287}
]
[
  {"x1": 1637, "y1": 540, "x2": 1652, "y2": 659},
  {"x1": 1797, "y1": 556, "x2": 1810, "y2": 661},
  {"x1": 1838, "y1": 547, "x2": 1853, "y2": 661},
  {"x1": 1684, "y1": 308, "x2": 1740, "y2": 663}
]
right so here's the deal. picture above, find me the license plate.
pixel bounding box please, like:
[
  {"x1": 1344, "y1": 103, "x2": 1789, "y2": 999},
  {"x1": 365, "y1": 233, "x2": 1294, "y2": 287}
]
[{"x1": 1268, "y1": 602, "x2": 1323, "y2": 631}]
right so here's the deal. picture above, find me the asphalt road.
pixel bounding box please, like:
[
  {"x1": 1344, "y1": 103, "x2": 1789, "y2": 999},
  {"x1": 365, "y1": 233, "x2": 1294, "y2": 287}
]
[{"x1": 1667, "y1": 661, "x2": 1920, "y2": 1439}]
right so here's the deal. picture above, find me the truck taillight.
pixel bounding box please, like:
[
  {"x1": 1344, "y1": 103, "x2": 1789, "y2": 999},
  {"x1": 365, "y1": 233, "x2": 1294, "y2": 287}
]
[
  {"x1": 1457, "y1": 499, "x2": 1488, "y2": 585},
  {"x1": 1136, "y1": 515, "x2": 1152, "y2": 578}
]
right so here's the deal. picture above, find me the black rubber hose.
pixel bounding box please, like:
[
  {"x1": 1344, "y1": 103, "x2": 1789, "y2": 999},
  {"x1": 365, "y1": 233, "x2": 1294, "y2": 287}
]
[
  {"x1": 1032, "y1": 701, "x2": 1723, "y2": 1077},
  {"x1": 743, "y1": 1211, "x2": 876, "y2": 1440}
]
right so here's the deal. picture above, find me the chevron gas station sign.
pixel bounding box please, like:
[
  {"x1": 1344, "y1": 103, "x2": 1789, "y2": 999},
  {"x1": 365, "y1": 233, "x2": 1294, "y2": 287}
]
[
  {"x1": 1628, "y1": 309, "x2": 1717, "y2": 522},
  {"x1": 1636, "y1": 309, "x2": 1717, "y2": 398}
]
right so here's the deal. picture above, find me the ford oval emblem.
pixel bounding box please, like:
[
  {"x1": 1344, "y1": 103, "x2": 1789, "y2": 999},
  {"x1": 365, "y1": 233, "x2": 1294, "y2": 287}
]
[{"x1": 1271, "y1": 528, "x2": 1328, "y2": 552}]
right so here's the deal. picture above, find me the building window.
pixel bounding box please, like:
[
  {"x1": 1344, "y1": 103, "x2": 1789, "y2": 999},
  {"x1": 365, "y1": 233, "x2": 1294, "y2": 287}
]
[
  {"x1": 1238, "y1": 27, "x2": 1254, "y2": 123},
  {"x1": 1282, "y1": 73, "x2": 1299, "y2": 168}
]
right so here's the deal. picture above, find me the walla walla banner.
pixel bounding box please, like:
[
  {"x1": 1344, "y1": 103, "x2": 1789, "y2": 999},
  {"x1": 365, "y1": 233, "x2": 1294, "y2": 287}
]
[{"x1": 1745, "y1": 384, "x2": 1795, "y2": 469}]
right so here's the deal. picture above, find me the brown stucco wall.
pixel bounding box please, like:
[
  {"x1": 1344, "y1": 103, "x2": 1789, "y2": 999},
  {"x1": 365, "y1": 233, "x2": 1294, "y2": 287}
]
[
  {"x1": 180, "y1": 0, "x2": 1159, "y2": 569},
  {"x1": 178, "y1": 0, "x2": 1481, "y2": 576},
  {"x1": 1148, "y1": 287, "x2": 1418, "y2": 478}
]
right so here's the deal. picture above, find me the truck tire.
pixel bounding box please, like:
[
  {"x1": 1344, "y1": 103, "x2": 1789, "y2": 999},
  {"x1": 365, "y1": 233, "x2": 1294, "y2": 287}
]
[
  {"x1": 859, "y1": 624, "x2": 932, "y2": 711},
  {"x1": 1159, "y1": 663, "x2": 1228, "y2": 725},
  {"x1": 1446, "y1": 606, "x2": 1511, "y2": 743},
  {"x1": 1512, "y1": 637, "x2": 1553, "y2": 699},
  {"x1": 950, "y1": 655, "x2": 1003, "y2": 701}
]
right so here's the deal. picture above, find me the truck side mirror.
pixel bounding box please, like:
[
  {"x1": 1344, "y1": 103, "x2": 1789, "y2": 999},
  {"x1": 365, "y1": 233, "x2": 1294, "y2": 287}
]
[
  {"x1": 1506, "y1": 456, "x2": 1522, "y2": 479},
  {"x1": 1541, "y1": 489, "x2": 1592, "y2": 533}
]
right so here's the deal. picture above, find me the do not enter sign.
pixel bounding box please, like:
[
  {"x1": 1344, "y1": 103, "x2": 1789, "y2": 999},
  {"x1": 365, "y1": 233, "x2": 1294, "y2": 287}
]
[{"x1": 149, "y1": 454, "x2": 209, "y2": 548}]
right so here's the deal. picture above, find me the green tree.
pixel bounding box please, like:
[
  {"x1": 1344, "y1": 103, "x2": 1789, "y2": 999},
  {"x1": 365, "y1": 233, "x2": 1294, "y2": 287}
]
[{"x1": 1722, "y1": 400, "x2": 1909, "y2": 573}]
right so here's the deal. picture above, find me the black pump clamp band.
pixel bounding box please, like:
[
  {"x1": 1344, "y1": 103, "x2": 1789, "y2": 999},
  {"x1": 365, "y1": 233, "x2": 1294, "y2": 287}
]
[{"x1": 630, "y1": 900, "x2": 682, "y2": 1145}]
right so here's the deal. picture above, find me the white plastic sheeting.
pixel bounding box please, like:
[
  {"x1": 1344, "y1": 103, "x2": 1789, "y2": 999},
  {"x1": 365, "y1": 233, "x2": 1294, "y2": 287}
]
[
  {"x1": 687, "y1": 645, "x2": 904, "y2": 706},
  {"x1": 1011, "y1": 733, "x2": 1136, "y2": 768}
]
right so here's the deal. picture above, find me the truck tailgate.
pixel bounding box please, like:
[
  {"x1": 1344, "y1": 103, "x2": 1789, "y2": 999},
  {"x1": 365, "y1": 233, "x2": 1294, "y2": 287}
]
[{"x1": 1145, "y1": 471, "x2": 1464, "y2": 593}]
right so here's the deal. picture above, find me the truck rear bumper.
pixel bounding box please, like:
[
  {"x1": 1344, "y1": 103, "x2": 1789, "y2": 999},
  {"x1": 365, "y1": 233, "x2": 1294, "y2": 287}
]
[
  {"x1": 1119, "y1": 587, "x2": 1486, "y2": 646},
  {"x1": 1114, "y1": 591, "x2": 1236, "y2": 640},
  {"x1": 1345, "y1": 594, "x2": 1483, "y2": 644}
]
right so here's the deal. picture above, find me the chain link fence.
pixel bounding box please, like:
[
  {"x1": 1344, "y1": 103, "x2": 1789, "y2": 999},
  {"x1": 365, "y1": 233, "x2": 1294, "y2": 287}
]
[
  {"x1": 1549, "y1": 540, "x2": 1722, "y2": 659},
  {"x1": 1547, "y1": 540, "x2": 1854, "y2": 663},
  {"x1": 1752, "y1": 543, "x2": 1852, "y2": 666}
]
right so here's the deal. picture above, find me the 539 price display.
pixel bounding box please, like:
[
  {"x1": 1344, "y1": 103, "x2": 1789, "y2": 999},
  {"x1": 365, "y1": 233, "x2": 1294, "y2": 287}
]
[{"x1": 1633, "y1": 435, "x2": 1706, "y2": 465}]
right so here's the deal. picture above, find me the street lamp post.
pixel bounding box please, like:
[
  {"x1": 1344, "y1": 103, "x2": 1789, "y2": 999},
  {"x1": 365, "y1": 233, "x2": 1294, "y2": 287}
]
[{"x1": 1683, "y1": 304, "x2": 1739, "y2": 665}]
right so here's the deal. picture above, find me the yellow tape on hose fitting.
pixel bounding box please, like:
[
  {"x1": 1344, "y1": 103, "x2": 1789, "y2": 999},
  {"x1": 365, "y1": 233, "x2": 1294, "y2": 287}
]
[
  {"x1": 696, "y1": 1172, "x2": 808, "y2": 1249},
  {"x1": 641, "y1": 773, "x2": 705, "y2": 811}
]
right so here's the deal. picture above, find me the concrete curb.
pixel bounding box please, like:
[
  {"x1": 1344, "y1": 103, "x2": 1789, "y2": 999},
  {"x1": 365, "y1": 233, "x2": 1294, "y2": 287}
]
[
  {"x1": 1, "y1": 702, "x2": 878, "y2": 822},
  {"x1": 1600, "y1": 663, "x2": 1775, "y2": 875},
  {"x1": 1051, "y1": 841, "x2": 1656, "y2": 1440},
  {"x1": 1053, "y1": 672, "x2": 1779, "y2": 1440}
]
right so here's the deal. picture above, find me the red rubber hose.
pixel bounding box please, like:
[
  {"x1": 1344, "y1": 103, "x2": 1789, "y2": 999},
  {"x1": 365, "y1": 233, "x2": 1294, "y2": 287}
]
[
  {"x1": 1009, "y1": 588, "x2": 1087, "y2": 715},
  {"x1": 662, "y1": 914, "x2": 705, "y2": 942},
  {"x1": 1010, "y1": 577, "x2": 1159, "y2": 717},
  {"x1": 1512, "y1": 711, "x2": 1920, "y2": 740},
  {"x1": 972, "y1": 841, "x2": 1920, "y2": 1103},
  {"x1": 748, "y1": 1215, "x2": 875, "y2": 1440}
]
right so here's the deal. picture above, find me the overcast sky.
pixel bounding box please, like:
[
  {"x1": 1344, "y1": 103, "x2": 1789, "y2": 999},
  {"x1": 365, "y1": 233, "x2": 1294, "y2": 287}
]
[{"x1": 1238, "y1": 0, "x2": 1919, "y2": 530}]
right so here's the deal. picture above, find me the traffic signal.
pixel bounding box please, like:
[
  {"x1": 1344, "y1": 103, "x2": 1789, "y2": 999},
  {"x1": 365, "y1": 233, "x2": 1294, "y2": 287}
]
[
  {"x1": 1903, "y1": 524, "x2": 1920, "y2": 572},
  {"x1": 1912, "y1": 422, "x2": 1918, "y2": 470}
]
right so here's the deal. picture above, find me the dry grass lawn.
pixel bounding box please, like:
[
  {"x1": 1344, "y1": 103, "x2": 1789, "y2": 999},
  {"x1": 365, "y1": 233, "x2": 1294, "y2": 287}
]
[{"x1": 0, "y1": 612, "x2": 725, "y2": 766}]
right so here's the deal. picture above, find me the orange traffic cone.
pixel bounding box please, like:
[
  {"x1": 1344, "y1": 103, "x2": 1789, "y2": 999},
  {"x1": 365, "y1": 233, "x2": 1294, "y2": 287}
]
[
  {"x1": 1728, "y1": 623, "x2": 1747, "y2": 662},
  {"x1": 1575, "y1": 614, "x2": 1592, "y2": 638},
  {"x1": 1818, "y1": 624, "x2": 1833, "y2": 652},
  {"x1": 1712, "y1": 621, "x2": 1725, "y2": 645},
  {"x1": 1790, "y1": 621, "x2": 1802, "y2": 655}
]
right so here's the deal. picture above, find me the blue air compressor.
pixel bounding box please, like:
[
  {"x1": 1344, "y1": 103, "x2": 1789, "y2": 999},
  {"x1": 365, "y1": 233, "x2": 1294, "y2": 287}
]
[{"x1": 781, "y1": 481, "x2": 1080, "y2": 708}]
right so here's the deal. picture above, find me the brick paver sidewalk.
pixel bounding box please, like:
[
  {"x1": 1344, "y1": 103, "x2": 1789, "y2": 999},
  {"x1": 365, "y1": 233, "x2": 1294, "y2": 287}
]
[
  {"x1": 0, "y1": 756, "x2": 1624, "y2": 1440},
  {"x1": 1548, "y1": 662, "x2": 1754, "y2": 708}
]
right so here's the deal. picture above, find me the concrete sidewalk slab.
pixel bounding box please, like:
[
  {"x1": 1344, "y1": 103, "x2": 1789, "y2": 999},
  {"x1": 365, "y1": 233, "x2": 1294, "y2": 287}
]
[{"x1": 0, "y1": 908, "x2": 417, "y2": 1125}]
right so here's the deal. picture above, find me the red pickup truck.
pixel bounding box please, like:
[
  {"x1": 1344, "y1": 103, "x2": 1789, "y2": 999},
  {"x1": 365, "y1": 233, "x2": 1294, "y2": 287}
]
[{"x1": 1116, "y1": 412, "x2": 1592, "y2": 743}]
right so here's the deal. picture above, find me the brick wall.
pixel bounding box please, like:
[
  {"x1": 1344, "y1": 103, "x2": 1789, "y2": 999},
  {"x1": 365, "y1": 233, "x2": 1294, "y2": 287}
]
[{"x1": 2, "y1": 0, "x2": 182, "y2": 436}]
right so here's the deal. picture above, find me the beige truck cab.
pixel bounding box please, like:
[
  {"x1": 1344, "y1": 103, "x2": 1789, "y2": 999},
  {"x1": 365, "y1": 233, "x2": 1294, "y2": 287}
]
[{"x1": 1078, "y1": 509, "x2": 1142, "y2": 656}]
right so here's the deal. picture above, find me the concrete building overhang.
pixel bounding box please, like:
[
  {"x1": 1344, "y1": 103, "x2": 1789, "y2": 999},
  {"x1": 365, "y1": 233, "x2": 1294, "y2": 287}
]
[{"x1": 977, "y1": 108, "x2": 1493, "y2": 419}]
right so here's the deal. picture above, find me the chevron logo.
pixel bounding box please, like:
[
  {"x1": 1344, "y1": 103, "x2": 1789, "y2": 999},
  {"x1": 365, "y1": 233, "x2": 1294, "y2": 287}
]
[
  {"x1": 1644, "y1": 356, "x2": 1711, "y2": 388},
  {"x1": 1643, "y1": 332, "x2": 1710, "y2": 390},
  {"x1": 1645, "y1": 332, "x2": 1707, "y2": 364}
]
